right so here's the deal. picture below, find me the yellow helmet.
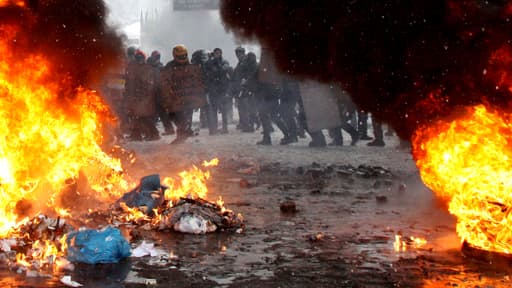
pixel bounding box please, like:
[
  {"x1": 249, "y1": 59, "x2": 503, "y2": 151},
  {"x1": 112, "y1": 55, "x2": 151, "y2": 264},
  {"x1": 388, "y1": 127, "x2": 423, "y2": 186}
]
[{"x1": 172, "y1": 44, "x2": 188, "y2": 63}]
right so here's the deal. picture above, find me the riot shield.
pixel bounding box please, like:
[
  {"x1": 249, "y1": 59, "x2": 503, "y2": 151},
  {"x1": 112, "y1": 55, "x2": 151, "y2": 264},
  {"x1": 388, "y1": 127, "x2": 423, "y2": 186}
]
[{"x1": 160, "y1": 64, "x2": 206, "y2": 112}]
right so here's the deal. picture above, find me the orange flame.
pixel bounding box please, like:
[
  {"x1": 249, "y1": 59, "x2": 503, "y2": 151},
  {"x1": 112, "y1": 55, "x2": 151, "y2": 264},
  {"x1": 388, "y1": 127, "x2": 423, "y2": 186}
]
[
  {"x1": 394, "y1": 235, "x2": 427, "y2": 252},
  {"x1": 413, "y1": 104, "x2": 512, "y2": 253},
  {"x1": 115, "y1": 159, "x2": 223, "y2": 224},
  {"x1": 119, "y1": 202, "x2": 151, "y2": 223},
  {"x1": 162, "y1": 158, "x2": 219, "y2": 204},
  {"x1": 0, "y1": 1, "x2": 24, "y2": 7},
  {"x1": 0, "y1": 22, "x2": 128, "y2": 236},
  {"x1": 15, "y1": 238, "x2": 66, "y2": 269}
]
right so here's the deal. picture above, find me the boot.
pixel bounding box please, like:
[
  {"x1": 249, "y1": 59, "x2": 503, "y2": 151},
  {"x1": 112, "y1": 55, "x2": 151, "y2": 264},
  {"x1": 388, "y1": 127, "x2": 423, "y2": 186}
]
[
  {"x1": 367, "y1": 139, "x2": 385, "y2": 147},
  {"x1": 257, "y1": 135, "x2": 271, "y2": 145},
  {"x1": 359, "y1": 134, "x2": 373, "y2": 141},
  {"x1": 328, "y1": 140, "x2": 343, "y2": 146},
  {"x1": 350, "y1": 132, "x2": 359, "y2": 146}
]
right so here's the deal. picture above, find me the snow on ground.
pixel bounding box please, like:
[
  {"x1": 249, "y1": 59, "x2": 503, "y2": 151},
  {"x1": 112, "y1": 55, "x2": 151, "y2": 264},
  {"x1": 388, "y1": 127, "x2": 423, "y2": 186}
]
[{"x1": 123, "y1": 118, "x2": 417, "y2": 182}]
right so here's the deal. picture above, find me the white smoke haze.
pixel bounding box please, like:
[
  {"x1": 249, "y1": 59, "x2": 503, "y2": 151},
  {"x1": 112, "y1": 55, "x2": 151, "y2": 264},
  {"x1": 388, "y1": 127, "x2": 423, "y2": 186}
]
[{"x1": 104, "y1": 0, "x2": 260, "y2": 64}]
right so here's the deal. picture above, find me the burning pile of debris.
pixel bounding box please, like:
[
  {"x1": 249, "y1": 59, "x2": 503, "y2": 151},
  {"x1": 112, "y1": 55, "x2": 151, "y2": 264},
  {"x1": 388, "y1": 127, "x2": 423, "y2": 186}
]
[
  {"x1": 0, "y1": 214, "x2": 73, "y2": 274},
  {"x1": 111, "y1": 165, "x2": 244, "y2": 234},
  {"x1": 0, "y1": 158, "x2": 243, "y2": 282}
]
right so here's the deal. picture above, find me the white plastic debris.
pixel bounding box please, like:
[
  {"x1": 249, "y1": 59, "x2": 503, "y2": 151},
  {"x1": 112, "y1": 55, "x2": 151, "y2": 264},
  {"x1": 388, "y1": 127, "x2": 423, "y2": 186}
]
[
  {"x1": 131, "y1": 241, "x2": 167, "y2": 258},
  {"x1": 173, "y1": 214, "x2": 216, "y2": 234},
  {"x1": 60, "y1": 275, "x2": 83, "y2": 287},
  {"x1": 0, "y1": 238, "x2": 16, "y2": 252},
  {"x1": 56, "y1": 257, "x2": 75, "y2": 271}
]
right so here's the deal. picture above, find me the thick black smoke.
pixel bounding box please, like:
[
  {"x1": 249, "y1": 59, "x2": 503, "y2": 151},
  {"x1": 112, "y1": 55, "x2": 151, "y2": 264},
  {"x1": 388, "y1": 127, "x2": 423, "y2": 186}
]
[
  {"x1": 0, "y1": 0, "x2": 123, "y2": 92},
  {"x1": 220, "y1": 0, "x2": 512, "y2": 139}
]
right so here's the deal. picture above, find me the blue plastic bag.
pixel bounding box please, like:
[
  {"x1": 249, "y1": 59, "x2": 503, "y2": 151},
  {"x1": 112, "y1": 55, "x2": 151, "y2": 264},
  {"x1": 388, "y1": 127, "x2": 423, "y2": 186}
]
[{"x1": 66, "y1": 227, "x2": 131, "y2": 264}]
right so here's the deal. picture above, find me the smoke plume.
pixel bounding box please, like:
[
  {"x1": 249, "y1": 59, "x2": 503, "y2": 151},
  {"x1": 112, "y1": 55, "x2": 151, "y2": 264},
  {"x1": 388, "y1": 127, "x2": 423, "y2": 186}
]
[
  {"x1": 220, "y1": 0, "x2": 512, "y2": 139},
  {"x1": 0, "y1": 0, "x2": 123, "y2": 91}
]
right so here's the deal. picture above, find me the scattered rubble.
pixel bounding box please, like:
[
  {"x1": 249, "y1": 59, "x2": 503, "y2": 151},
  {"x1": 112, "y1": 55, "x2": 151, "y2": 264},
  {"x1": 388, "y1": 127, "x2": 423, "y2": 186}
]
[{"x1": 279, "y1": 201, "x2": 297, "y2": 214}]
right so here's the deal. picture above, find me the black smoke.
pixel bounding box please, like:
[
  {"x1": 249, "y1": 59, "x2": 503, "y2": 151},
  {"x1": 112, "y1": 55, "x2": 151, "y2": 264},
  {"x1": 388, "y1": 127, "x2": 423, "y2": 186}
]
[
  {"x1": 220, "y1": 0, "x2": 512, "y2": 139},
  {"x1": 0, "y1": 0, "x2": 123, "y2": 92}
]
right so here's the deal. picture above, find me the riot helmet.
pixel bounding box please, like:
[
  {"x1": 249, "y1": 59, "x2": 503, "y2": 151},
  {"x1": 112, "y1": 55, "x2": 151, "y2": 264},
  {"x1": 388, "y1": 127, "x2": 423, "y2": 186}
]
[{"x1": 172, "y1": 44, "x2": 189, "y2": 64}]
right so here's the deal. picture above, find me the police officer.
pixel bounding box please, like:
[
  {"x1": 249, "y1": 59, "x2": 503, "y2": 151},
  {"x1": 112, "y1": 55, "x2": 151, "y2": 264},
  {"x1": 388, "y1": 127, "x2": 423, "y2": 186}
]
[
  {"x1": 161, "y1": 44, "x2": 206, "y2": 144},
  {"x1": 231, "y1": 47, "x2": 259, "y2": 132},
  {"x1": 191, "y1": 49, "x2": 210, "y2": 130},
  {"x1": 147, "y1": 50, "x2": 175, "y2": 136},
  {"x1": 205, "y1": 48, "x2": 232, "y2": 135}
]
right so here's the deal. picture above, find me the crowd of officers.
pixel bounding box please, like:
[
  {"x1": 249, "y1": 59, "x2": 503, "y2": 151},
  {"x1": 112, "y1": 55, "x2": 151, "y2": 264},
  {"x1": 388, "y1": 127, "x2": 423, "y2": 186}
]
[{"x1": 103, "y1": 44, "x2": 390, "y2": 147}]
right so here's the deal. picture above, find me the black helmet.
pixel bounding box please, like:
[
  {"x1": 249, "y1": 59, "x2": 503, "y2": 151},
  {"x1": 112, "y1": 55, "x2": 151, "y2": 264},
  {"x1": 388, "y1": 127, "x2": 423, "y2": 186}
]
[
  {"x1": 235, "y1": 46, "x2": 245, "y2": 55},
  {"x1": 126, "y1": 46, "x2": 137, "y2": 57},
  {"x1": 191, "y1": 49, "x2": 209, "y2": 65}
]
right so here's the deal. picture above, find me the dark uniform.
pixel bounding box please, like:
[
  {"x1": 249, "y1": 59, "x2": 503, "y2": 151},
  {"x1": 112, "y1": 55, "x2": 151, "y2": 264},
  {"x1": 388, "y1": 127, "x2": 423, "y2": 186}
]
[
  {"x1": 328, "y1": 91, "x2": 359, "y2": 146},
  {"x1": 190, "y1": 49, "x2": 210, "y2": 130},
  {"x1": 148, "y1": 51, "x2": 175, "y2": 136},
  {"x1": 256, "y1": 48, "x2": 290, "y2": 145},
  {"x1": 205, "y1": 48, "x2": 232, "y2": 135},
  {"x1": 231, "y1": 48, "x2": 259, "y2": 132},
  {"x1": 278, "y1": 77, "x2": 300, "y2": 144}
]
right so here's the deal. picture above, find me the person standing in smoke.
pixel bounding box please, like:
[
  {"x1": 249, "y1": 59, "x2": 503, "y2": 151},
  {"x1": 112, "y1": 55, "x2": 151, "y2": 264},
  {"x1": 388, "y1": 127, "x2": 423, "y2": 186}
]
[
  {"x1": 126, "y1": 46, "x2": 137, "y2": 65},
  {"x1": 278, "y1": 75, "x2": 301, "y2": 145},
  {"x1": 357, "y1": 110, "x2": 373, "y2": 141},
  {"x1": 328, "y1": 91, "x2": 359, "y2": 146},
  {"x1": 160, "y1": 44, "x2": 206, "y2": 145},
  {"x1": 231, "y1": 46, "x2": 259, "y2": 133},
  {"x1": 296, "y1": 95, "x2": 327, "y2": 147},
  {"x1": 255, "y1": 47, "x2": 291, "y2": 145},
  {"x1": 367, "y1": 117, "x2": 385, "y2": 147},
  {"x1": 117, "y1": 46, "x2": 138, "y2": 136},
  {"x1": 147, "y1": 50, "x2": 175, "y2": 136},
  {"x1": 205, "y1": 48, "x2": 232, "y2": 135},
  {"x1": 190, "y1": 49, "x2": 210, "y2": 130},
  {"x1": 124, "y1": 50, "x2": 160, "y2": 141}
]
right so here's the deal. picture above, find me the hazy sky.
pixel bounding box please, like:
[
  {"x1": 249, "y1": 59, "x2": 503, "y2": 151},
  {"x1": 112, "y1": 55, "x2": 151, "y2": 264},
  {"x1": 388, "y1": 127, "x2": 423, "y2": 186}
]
[
  {"x1": 103, "y1": 0, "x2": 260, "y2": 64},
  {"x1": 104, "y1": 0, "x2": 167, "y2": 27}
]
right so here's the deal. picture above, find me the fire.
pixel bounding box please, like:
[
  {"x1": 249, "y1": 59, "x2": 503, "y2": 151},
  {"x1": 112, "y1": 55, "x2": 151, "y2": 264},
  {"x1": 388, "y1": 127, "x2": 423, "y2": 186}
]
[
  {"x1": 16, "y1": 240, "x2": 60, "y2": 269},
  {"x1": 0, "y1": 23, "x2": 128, "y2": 236},
  {"x1": 394, "y1": 235, "x2": 427, "y2": 252},
  {"x1": 412, "y1": 104, "x2": 512, "y2": 253},
  {"x1": 0, "y1": 1, "x2": 24, "y2": 7},
  {"x1": 117, "y1": 158, "x2": 228, "y2": 225},
  {"x1": 162, "y1": 159, "x2": 219, "y2": 204},
  {"x1": 8, "y1": 215, "x2": 70, "y2": 271},
  {"x1": 119, "y1": 202, "x2": 151, "y2": 223}
]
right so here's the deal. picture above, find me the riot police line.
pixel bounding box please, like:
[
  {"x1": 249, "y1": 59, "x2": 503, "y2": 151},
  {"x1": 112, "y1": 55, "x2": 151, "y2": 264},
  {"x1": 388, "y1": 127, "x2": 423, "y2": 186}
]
[{"x1": 101, "y1": 44, "x2": 391, "y2": 147}]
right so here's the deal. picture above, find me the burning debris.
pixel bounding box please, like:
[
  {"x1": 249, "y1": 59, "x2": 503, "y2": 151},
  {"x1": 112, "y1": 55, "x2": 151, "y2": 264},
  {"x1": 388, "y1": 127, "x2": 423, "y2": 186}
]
[
  {"x1": 413, "y1": 105, "x2": 512, "y2": 254},
  {"x1": 113, "y1": 161, "x2": 244, "y2": 234},
  {"x1": 0, "y1": 157, "x2": 243, "y2": 284},
  {"x1": 0, "y1": 214, "x2": 72, "y2": 272},
  {"x1": 156, "y1": 198, "x2": 244, "y2": 234},
  {"x1": 394, "y1": 234, "x2": 428, "y2": 253}
]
